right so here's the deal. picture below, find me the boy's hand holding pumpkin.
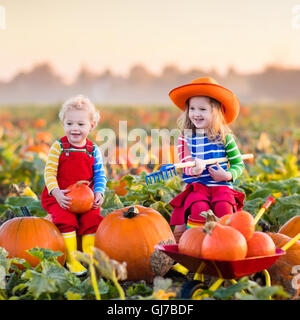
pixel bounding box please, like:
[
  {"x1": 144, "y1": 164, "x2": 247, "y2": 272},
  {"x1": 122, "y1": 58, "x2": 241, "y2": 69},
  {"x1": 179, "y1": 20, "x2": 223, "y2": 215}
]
[
  {"x1": 92, "y1": 191, "x2": 104, "y2": 209},
  {"x1": 51, "y1": 187, "x2": 71, "y2": 210}
]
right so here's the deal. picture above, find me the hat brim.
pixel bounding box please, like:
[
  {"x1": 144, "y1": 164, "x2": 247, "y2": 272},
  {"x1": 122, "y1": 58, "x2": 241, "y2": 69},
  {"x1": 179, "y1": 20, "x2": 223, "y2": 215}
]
[{"x1": 169, "y1": 83, "x2": 240, "y2": 124}]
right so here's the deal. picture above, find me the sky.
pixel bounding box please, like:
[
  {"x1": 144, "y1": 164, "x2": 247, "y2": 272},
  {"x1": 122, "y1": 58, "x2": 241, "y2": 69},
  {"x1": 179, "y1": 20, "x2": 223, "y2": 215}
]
[{"x1": 0, "y1": 0, "x2": 300, "y2": 82}]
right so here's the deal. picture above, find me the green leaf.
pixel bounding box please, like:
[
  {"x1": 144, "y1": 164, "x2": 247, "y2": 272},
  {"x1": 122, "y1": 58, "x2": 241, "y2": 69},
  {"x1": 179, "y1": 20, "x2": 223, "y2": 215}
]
[
  {"x1": 126, "y1": 282, "x2": 153, "y2": 298},
  {"x1": 5, "y1": 196, "x2": 37, "y2": 207},
  {"x1": 236, "y1": 285, "x2": 289, "y2": 300},
  {"x1": 248, "y1": 188, "x2": 273, "y2": 200},
  {"x1": 213, "y1": 278, "x2": 254, "y2": 300},
  {"x1": 0, "y1": 247, "x2": 27, "y2": 273},
  {"x1": 120, "y1": 174, "x2": 135, "y2": 188},
  {"x1": 41, "y1": 262, "x2": 71, "y2": 294},
  {"x1": 150, "y1": 201, "x2": 172, "y2": 221},
  {"x1": 27, "y1": 247, "x2": 63, "y2": 261},
  {"x1": 243, "y1": 198, "x2": 265, "y2": 216},
  {"x1": 97, "y1": 278, "x2": 110, "y2": 295},
  {"x1": 11, "y1": 283, "x2": 29, "y2": 296},
  {"x1": 102, "y1": 190, "x2": 124, "y2": 210},
  {"x1": 65, "y1": 277, "x2": 95, "y2": 299},
  {"x1": 268, "y1": 195, "x2": 300, "y2": 225},
  {"x1": 22, "y1": 269, "x2": 58, "y2": 299}
]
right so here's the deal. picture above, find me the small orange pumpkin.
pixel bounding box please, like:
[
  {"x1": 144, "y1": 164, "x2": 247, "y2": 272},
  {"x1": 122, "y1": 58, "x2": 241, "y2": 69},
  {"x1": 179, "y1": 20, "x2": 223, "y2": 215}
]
[
  {"x1": 178, "y1": 227, "x2": 205, "y2": 258},
  {"x1": 66, "y1": 180, "x2": 94, "y2": 213},
  {"x1": 33, "y1": 118, "x2": 46, "y2": 129},
  {"x1": 221, "y1": 210, "x2": 255, "y2": 241},
  {"x1": 218, "y1": 214, "x2": 232, "y2": 225},
  {"x1": 95, "y1": 205, "x2": 176, "y2": 282},
  {"x1": 0, "y1": 217, "x2": 66, "y2": 267},
  {"x1": 25, "y1": 143, "x2": 50, "y2": 155},
  {"x1": 246, "y1": 231, "x2": 276, "y2": 257},
  {"x1": 112, "y1": 179, "x2": 128, "y2": 196},
  {"x1": 201, "y1": 221, "x2": 247, "y2": 261}
]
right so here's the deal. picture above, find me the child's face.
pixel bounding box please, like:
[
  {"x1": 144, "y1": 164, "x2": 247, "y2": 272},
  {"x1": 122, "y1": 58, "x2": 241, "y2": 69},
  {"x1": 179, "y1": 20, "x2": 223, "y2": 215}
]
[
  {"x1": 188, "y1": 96, "x2": 212, "y2": 129},
  {"x1": 63, "y1": 109, "x2": 95, "y2": 146}
]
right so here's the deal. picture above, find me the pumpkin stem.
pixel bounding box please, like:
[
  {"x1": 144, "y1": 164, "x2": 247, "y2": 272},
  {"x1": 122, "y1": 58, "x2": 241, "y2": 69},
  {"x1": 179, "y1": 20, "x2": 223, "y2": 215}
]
[
  {"x1": 200, "y1": 210, "x2": 218, "y2": 222},
  {"x1": 204, "y1": 221, "x2": 217, "y2": 235},
  {"x1": 77, "y1": 180, "x2": 91, "y2": 186},
  {"x1": 123, "y1": 206, "x2": 139, "y2": 218},
  {"x1": 20, "y1": 206, "x2": 31, "y2": 217}
]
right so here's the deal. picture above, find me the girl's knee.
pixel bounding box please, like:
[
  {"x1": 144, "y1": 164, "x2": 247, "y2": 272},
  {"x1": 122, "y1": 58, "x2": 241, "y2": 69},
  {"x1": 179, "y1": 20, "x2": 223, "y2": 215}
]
[
  {"x1": 213, "y1": 201, "x2": 233, "y2": 218},
  {"x1": 190, "y1": 201, "x2": 210, "y2": 220}
]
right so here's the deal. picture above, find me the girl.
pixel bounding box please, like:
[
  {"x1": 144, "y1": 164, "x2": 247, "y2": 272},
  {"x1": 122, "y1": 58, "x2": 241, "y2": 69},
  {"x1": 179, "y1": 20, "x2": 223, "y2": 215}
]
[
  {"x1": 168, "y1": 77, "x2": 245, "y2": 242},
  {"x1": 41, "y1": 95, "x2": 107, "y2": 275}
]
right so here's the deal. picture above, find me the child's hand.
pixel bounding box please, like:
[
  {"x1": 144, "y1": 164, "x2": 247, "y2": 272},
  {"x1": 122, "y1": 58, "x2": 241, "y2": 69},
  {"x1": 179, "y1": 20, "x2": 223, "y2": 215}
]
[
  {"x1": 208, "y1": 162, "x2": 232, "y2": 181},
  {"x1": 191, "y1": 158, "x2": 206, "y2": 175},
  {"x1": 51, "y1": 188, "x2": 71, "y2": 210},
  {"x1": 92, "y1": 192, "x2": 104, "y2": 209}
]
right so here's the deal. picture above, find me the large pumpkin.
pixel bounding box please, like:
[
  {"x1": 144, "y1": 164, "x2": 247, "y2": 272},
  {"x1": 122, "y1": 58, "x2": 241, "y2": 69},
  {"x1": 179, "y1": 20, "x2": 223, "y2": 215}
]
[
  {"x1": 0, "y1": 217, "x2": 66, "y2": 267},
  {"x1": 279, "y1": 216, "x2": 300, "y2": 238},
  {"x1": 95, "y1": 205, "x2": 176, "y2": 282},
  {"x1": 267, "y1": 232, "x2": 300, "y2": 298}
]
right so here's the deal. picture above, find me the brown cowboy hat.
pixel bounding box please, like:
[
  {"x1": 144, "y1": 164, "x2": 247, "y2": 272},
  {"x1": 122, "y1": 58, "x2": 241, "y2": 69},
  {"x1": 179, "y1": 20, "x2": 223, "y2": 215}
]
[{"x1": 169, "y1": 77, "x2": 240, "y2": 124}]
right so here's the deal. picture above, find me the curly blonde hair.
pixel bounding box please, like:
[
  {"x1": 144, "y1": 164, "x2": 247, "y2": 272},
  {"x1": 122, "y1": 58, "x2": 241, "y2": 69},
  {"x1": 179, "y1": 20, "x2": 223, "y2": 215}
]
[
  {"x1": 59, "y1": 94, "x2": 100, "y2": 126},
  {"x1": 177, "y1": 96, "x2": 231, "y2": 143}
]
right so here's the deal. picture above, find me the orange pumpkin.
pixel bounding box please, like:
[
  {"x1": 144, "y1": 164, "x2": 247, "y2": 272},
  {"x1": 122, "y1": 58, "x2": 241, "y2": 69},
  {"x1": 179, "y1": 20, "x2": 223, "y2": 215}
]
[
  {"x1": 33, "y1": 118, "x2": 46, "y2": 129},
  {"x1": 25, "y1": 143, "x2": 50, "y2": 155},
  {"x1": 246, "y1": 231, "x2": 276, "y2": 257},
  {"x1": 112, "y1": 180, "x2": 128, "y2": 196},
  {"x1": 66, "y1": 180, "x2": 94, "y2": 213},
  {"x1": 95, "y1": 205, "x2": 176, "y2": 282},
  {"x1": 267, "y1": 232, "x2": 300, "y2": 298},
  {"x1": 178, "y1": 227, "x2": 205, "y2": 258},
  {"x1": 218, "y1": 214, "x2": 232, "y2": 225},
  {"x1": 0, "y1": 217, "x2": 66, "y2": 267},
  {"x1": 36, "y1": 131, "x2": 52, "y2": 144},
  {"x1": 221, "y1": 210, "x2": 255, "y2": 241},
  {"x1": 279, "y1": 216, "x2": 300, "y2": 238},
  {"x1": 201, "y1": 221, "x2": 247, "y2": 261}
]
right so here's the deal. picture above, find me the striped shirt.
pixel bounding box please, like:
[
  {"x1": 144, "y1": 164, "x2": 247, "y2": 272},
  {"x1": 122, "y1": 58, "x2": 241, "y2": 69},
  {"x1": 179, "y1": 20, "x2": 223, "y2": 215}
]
[
  {"x1": 44, "y1": 140, "x2": 107, "y2": 195},
  {"x1": 178, "y1": 131, "x2": 244, "y2": 187}
]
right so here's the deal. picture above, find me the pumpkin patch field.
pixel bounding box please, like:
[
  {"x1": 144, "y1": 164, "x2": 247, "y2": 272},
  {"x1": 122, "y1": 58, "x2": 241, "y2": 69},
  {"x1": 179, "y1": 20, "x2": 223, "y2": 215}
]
[{"x1": 0, "y1": 103, "x2": 300, "y2": 300}]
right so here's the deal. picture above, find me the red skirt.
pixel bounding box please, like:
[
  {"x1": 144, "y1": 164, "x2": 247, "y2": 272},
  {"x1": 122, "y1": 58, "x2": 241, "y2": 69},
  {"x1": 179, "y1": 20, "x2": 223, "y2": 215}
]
[{"x1": 169, "y1": 183, "x2": 245, "y2": 225}]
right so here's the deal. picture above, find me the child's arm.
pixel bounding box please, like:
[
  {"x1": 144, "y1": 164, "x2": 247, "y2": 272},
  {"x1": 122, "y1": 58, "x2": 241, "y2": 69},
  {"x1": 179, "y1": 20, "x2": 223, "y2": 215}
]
[
  {"x1": 44, "y1": 141, "x2": 62, "y2": 195},
  {"x1": 92, "y1": 144, "x2": 107, "y2": 197},
  {"x1": 224, "y1": 134, "x2": 245, "y2": 181}
]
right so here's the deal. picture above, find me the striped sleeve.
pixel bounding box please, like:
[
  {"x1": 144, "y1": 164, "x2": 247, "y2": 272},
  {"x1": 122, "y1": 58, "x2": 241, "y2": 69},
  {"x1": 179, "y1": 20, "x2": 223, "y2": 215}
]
[
  {"x1": 92, "y1": 144, "x2": 107, "y2": 195},
  {"x1": 44, "y1": 140, "x2": 62, "y2": 194},
  {"x1": 177, "y1": 134, "x2": 195, "y2": 176},
  {"x1": 224, "y1": 134, "x2": 245, "y2": 181}
]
